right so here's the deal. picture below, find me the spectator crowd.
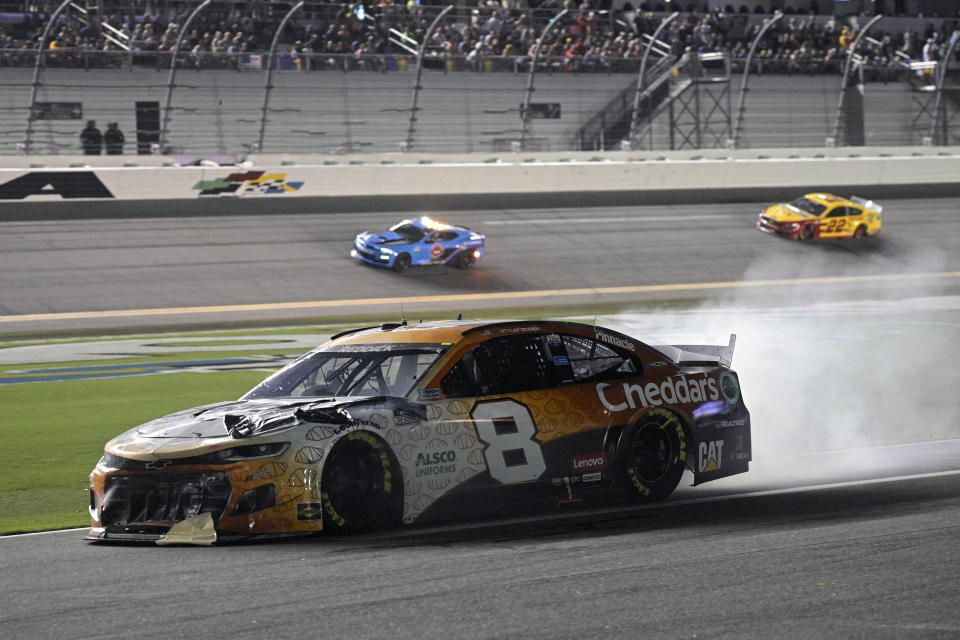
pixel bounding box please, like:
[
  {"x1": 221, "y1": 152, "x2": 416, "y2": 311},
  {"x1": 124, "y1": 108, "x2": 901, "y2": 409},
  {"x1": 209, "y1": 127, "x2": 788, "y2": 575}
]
[{"x1": 1, "y1": 0, "x2": 958, "y2": 75}]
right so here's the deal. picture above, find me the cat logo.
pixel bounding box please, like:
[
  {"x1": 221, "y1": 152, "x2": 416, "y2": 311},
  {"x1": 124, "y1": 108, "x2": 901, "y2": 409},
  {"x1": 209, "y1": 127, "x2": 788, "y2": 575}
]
[{"x1": 698, "y1": 440, "x2": 724, "y2": 473}]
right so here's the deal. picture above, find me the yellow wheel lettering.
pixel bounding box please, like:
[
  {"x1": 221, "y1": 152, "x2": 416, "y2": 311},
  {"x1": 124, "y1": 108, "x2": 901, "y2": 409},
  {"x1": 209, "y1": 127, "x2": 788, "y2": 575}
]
[
  {"x1": 321, "y1": 491, "x2": 346, "y2": 527},
  {"x1": 378, "y1": 449, "x2": 393, "y2": 493},
  {"x1": 627, "y1": 467, "x2": 650, "y2": 495},
  {"x1": 626, "y1": 408, "x2": 687, "y2": 493},
  {"x1": 323, "y1": 431, "x2": 397, "y2": 530}
]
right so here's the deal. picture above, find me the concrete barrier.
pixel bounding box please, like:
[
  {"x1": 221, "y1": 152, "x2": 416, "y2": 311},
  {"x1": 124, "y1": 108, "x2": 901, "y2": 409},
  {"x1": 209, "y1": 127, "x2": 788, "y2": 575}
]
[{"x1": 2, "y1": 146, "x2": 959, "y2": 220}]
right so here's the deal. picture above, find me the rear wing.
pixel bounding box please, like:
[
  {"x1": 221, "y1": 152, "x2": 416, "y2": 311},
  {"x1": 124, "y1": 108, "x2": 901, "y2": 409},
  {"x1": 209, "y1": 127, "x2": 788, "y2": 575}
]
[
  {"x1": 849, "y1": 196, "x2": 883, "y2": 214},
  {"x1": 670, "y1": 334, "x2": 737, "y2": 368}
]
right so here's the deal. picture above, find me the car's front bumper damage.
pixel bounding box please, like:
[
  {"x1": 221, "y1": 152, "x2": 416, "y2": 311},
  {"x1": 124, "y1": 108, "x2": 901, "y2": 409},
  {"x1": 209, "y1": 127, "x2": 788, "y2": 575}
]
[
  {"x1": 86, "y1": 512, "x2": 217, "y2": 545},
  {"x1": 87, "y1": 452, "x2": 326, "y2": 544}
]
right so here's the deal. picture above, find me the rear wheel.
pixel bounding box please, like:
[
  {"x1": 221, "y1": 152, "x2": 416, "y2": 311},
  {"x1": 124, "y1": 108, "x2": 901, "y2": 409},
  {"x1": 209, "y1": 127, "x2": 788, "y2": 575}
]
[
  {"x1": 392, "y1": 254, "x2": 411, "y2": 272},
  {"x1": 321, "y1": 431, "x2": 401, "y2": 534},
  {"x1": 621, "y1": 409, "x2": 687, "y2": 503},
  {"x1": 455, "y1": 250, "x2": 476, "y2": 269},
  {"x1": 853, "y1": 224, "x2": 867, "y2": 239}
]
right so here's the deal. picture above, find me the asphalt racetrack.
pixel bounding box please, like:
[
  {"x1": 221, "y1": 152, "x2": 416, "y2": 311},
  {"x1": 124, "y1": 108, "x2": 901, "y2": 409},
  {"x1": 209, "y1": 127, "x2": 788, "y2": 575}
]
[
  {"x1": 1, "y1": 197, "x2": 959, "y2": 639},
  {"x1": 1, "y1": 196, "x2": 959, "y2": 332},
  {"x1": 2, "y1": 449, "x2": 959, "y2": 640}
]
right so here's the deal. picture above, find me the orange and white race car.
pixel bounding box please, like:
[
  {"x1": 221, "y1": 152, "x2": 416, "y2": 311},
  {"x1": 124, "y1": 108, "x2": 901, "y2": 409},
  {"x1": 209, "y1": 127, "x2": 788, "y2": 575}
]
[
  {"x1": 87, "y1": 320, "x2": 751, "y2": 544},
  {"x1": 756, "y1": 193, "x2": 882, "y2": 240}
]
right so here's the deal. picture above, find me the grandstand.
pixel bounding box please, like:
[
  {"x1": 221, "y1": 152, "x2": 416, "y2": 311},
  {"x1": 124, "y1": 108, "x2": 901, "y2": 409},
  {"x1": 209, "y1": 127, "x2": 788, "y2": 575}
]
[{"x1": 1, "y1": 1, "x2": 958, "y2": 157}]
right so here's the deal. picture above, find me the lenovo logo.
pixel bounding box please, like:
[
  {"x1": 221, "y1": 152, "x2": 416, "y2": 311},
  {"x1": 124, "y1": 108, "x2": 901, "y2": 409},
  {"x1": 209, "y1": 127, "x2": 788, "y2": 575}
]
[{"x1": 572, "y1": 453, "x2": 607, "y2": 472}]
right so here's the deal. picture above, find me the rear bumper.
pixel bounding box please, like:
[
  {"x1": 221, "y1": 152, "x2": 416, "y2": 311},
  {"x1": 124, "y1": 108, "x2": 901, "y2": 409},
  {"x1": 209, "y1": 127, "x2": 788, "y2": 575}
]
[
  {"x1": 691, "y1": 403, "x2": 751, "y2": 486},
  {"x1": 445, "y1": 244, "x2": 486, "y2": 264}
]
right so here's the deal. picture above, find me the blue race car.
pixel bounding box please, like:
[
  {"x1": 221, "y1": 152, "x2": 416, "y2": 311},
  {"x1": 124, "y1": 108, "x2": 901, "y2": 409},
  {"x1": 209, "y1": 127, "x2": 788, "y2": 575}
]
[{"x1": 351, "y1": 216, "x2": 486, "y2": 272}]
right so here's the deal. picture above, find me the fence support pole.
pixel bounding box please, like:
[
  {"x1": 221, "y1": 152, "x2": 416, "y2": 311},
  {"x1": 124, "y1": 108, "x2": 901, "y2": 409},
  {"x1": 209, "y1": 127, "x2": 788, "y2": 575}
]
[
  {"x1": 160, "y1": 0, "x2": 212, "y2": 154},
  {"x1": 24, "y1": 0, "x2": 75, "y2": 154},
  {"x1": 257, "y1": 1, "x2": 305, "y2": 154},
  {"x1": 730, "y1": 11, "x2": 782, "y2": 148},
  {"x1": 828, "y1": 13, "x2": 883, "y2": 147},
  {"x1": 519, "y1": 8, "x2": 568, "y2": 151},
  {"x1": 625, "y1": 11, "x2": 679, "y2": 148},
  {"x1": 930, "y1": 30, "x2": 960, "y2": 145},
  {"x1": 404, "y1": 4, "x2": 452, "y2": 152}
]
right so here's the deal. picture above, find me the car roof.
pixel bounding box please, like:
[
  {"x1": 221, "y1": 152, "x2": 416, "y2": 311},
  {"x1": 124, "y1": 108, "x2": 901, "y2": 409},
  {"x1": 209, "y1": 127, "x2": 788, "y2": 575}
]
[
  {"x1": 398, "y1": 216, "x2": 467, "y2": 232},
  {"x1": 329, "y1": 319, "x2": 631, "y2": 347},
  {"x1": 802, "y1": 192, "x2": 850, "y2": 206},
  {"x1": 331, "y1": 321, "x2": 487, "y2": 345}
]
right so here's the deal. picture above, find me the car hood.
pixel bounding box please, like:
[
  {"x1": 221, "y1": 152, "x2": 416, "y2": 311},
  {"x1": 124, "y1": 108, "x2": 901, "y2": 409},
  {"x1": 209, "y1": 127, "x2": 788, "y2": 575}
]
[
  {"x1": 104, "y1": 397, "x2": 373, "y2": 458},
  {"x1": 763, "y1": 204, "x2": 815, "y2": 223},
  {"x1": 358, "y1": 231, "x2": 408, "y2": 245}
]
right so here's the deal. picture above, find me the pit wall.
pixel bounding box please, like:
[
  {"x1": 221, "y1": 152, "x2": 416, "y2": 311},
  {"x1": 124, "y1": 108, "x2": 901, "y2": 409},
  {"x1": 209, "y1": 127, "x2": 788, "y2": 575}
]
[{"x1": 2, "y1": 146, "x2": 959, "y2": 220}]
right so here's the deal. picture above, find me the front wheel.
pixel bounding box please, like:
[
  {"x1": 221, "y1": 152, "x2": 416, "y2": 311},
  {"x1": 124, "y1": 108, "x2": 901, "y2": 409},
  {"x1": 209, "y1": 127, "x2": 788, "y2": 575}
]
[
  {"x1": 321, "y1": 431, "x2": 402, "y2": 534},
  {"x1": 621, "y1": 409, "x2": 687, "y2": 503},
  {"x1": 392, "y1": 253, "x2": 411, "y2": 272},
  {"x1": 799, "y1": 224, "x2": 815, "y2": 241}
]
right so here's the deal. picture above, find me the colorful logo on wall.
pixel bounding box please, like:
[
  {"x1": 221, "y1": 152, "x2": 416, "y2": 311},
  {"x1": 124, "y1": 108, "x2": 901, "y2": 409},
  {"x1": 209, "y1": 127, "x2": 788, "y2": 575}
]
[{"x1": 193, "y1": 171, "x2": 304, "y2": 196}]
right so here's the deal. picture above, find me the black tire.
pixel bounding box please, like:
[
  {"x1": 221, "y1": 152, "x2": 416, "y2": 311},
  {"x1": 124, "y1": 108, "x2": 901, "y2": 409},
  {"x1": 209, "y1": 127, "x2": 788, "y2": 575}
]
[
  {"x1": 455, "y1": 250, "x2": 476, "y2": 269},
  {"x1": 392, "y1": 253, "x2": 411, "y2": 272},
  {"x1": 621, "y1": 409, "x2": 687, "y2": 503},
  {"x1": 799, "y1": 224, "x2": 814, "y2": 241},
  {"x1": 853, "y1": 225, "x2": 867, "y2": 239},
  {"x1": 320, "y1": 431, "x2": 402, "y2": 534}
]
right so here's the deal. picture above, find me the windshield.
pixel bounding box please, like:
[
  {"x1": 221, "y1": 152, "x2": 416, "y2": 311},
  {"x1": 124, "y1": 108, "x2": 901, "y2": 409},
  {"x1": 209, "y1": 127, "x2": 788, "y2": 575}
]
[
  {"x1": 243, "y1": 343, "x2": 447, "y2": 400},
  {"x1": 388, "y1": 222, "x2": 425, "y2": 242},
  {"x1": 788, "y1": 197, "x2": 827, "y2": 216}
]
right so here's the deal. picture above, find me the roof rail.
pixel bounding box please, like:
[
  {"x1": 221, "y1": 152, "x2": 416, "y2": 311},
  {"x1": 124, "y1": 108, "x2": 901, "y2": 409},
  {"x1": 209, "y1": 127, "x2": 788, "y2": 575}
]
[{"x1": 329, "y1": 326, "x2": 376, "y2": 340}]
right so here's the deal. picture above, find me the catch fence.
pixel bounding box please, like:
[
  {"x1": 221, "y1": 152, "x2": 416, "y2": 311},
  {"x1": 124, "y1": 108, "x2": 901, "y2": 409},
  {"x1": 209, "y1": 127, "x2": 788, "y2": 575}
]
[{"x1": 2, "y1": 52, "x2": 957, "y2": 157}]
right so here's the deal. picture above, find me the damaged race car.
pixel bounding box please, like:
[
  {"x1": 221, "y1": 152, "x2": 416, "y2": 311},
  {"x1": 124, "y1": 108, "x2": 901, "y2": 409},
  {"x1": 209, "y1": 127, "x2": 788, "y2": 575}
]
[
  {"x1": 756, "y1": 192, "x2": 883, "y2": 240},
  {"x1": 351, "y1": 216, "x2": 485, "y2": 271},
  {"x1": 88, "y1": 320, "x2": 751, "y2": 544}
]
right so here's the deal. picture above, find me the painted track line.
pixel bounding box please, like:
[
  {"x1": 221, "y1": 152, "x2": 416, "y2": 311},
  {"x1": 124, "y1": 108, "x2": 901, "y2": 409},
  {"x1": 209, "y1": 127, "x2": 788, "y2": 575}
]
[
  {"x1": 1, "y1": 527, "x2": 87, "y2": 539},
  {"x1": 2, "y1": 270, "x2": 959, "y2": 324},
  {"x1": 483, "y1": 214, "x2": 739, "y2": 225}
]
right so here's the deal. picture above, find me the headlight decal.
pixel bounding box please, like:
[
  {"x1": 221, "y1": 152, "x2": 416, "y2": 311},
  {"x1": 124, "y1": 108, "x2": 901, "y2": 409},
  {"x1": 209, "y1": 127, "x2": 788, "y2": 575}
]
[
  {"x1": 211, "y1": 442, "x2": 290, "y2": 463},
  {"x1": 100, "y1": 442, "x2": 290, "y2": 469}
]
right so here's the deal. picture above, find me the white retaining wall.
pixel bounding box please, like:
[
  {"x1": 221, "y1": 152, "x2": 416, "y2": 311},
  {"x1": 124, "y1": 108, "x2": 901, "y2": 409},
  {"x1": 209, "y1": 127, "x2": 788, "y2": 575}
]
[{"x1": 2, "y1": 147, "x2": 959, "y2": 204}]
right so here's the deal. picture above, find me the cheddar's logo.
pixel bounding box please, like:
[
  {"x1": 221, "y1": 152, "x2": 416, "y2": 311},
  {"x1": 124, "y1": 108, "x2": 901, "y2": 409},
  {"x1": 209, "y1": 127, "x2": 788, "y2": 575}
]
[{"x1": 596, "y1": 375, "x2": 719, "y2": 412}]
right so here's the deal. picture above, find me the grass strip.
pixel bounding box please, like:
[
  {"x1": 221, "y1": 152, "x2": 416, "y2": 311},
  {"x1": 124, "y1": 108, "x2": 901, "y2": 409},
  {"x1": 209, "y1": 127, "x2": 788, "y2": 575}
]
[
  {"x1": 0, "y1": 370, "x2": 267, "y2": 535},
  {"x1": 0, "y1": 349, "x2": 299, "y2": 374}
]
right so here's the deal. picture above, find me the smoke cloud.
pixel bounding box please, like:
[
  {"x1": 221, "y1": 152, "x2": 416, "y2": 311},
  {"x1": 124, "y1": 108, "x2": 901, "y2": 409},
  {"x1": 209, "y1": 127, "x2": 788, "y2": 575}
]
[{"x1": 603, "y1": 237, "x2": 960, "y2": 483}]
